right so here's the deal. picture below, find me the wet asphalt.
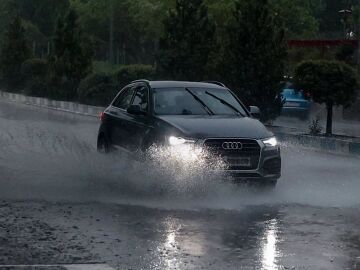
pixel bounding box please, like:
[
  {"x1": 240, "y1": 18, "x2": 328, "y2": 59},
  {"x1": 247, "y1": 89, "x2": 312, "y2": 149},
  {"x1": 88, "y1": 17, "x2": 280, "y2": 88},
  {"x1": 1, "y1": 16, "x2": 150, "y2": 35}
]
[{"x1": 0, "y1": 99, "x2": 360, "y2": 270}]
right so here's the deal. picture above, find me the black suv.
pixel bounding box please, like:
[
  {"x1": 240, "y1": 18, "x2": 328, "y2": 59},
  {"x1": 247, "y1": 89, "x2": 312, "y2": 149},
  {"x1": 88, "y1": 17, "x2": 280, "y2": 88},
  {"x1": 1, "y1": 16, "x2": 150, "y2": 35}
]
[{"x1": 97, "y1": 80, "x2": 281, "y2": 186}]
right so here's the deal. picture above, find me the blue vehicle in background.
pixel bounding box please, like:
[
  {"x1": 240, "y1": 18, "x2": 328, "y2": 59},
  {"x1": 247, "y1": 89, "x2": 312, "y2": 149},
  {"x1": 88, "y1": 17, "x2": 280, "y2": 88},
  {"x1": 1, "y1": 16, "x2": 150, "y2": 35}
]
[{"x1": 281, "y1": 88, "x2": 311, "y2": 120}]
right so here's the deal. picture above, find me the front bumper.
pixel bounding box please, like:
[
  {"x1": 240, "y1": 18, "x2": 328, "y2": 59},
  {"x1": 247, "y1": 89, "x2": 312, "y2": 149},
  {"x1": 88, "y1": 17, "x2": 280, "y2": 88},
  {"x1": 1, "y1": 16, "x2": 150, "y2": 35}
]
[
  {"x1": 282, "y1": 107, "x2": 310, "y2": 116},
  {"x1": 220, "y1": 152, "x2": 281, "y2": 181},
  {"x1": 198, "y1": 139, "x2": 281, "y2": 181}
]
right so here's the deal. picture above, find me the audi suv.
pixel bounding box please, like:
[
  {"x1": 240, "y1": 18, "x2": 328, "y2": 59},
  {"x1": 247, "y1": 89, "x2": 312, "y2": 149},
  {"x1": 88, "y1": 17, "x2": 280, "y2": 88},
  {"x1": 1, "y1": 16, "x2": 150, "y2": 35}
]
[{"x1": 97, "y1": 80, "x2": 281, "y2": 186}]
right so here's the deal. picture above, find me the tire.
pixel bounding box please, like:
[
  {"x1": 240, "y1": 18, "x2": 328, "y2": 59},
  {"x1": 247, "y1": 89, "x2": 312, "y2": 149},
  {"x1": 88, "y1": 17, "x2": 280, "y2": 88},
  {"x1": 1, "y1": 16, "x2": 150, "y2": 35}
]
[{"x1": 97, "y1": 133, "x2": 111, "y2": 154}]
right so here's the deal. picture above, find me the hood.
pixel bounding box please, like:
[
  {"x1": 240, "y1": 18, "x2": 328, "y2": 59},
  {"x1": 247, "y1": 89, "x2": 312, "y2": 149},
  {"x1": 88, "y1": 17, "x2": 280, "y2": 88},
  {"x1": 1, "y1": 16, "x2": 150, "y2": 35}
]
[{"x1": 157, "y1": 115, "x2": 272, "y2": 139}]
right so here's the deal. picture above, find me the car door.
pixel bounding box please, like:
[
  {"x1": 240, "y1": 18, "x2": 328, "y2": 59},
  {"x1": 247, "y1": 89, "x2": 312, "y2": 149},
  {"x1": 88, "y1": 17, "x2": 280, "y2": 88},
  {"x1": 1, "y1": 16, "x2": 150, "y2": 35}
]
[
  {"x1": 123, "y1": 83, "x2": 153, "y2": 152},
  {"x1": 106, "y1": 84, "x2": 136, "y2": 149}
]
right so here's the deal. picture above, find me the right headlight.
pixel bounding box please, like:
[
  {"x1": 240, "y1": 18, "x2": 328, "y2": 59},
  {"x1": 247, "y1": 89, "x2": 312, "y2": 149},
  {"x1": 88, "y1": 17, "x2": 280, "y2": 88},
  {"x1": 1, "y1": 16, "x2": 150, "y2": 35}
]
[{"x1": 262, "y1": 137, "x2": 278, "y2": 147}]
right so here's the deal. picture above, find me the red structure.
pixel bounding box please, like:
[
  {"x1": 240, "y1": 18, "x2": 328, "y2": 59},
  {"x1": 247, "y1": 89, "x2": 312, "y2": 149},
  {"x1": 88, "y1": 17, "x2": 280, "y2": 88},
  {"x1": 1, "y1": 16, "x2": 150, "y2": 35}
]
[{"x1": 288, "y1": 39, "x2": 358, "y2": 48}]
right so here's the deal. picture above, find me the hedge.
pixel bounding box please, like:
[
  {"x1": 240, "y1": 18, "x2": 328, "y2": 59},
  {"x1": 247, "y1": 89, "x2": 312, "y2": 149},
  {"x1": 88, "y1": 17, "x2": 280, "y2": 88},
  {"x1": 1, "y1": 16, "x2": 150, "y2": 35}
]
[
  {"x1": 77, "y1": 73, "x2": 117, "y2": 106},
  {"x1": 10, "y1": 62, "x2": 157, "y2": 105},
  {"x1": 114, "y1": 64, "x2": 156, "y2": 88},
  {"x1": 77, "y1": 64, "x2": 156, "y2": 106},
  {"x1": 21, "y1": 58, "x2": 49, "y2": 97},
  {"x1": 21, "y1": 58, "x2": 48, "y2": 80}
]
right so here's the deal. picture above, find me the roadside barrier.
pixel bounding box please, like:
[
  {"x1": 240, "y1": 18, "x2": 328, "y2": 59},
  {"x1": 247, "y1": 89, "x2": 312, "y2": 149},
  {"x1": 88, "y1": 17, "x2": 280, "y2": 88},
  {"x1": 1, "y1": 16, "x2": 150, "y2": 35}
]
[
  {"x1": 271, "y1": 129, "x2": 360, "y2": 157},
  {"x1": 0, "y1": 90, "x2": 104, "y2": 117}
]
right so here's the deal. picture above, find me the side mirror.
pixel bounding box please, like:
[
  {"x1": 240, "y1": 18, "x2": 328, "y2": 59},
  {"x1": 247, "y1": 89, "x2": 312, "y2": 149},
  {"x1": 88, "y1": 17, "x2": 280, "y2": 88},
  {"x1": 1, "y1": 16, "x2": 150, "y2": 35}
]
[
  {"x1": 249, "y1": 106, "x2": 261, "y2": 119},
  {"x1": 127, "y1": 105, "x2": 146, "y2": 115}
]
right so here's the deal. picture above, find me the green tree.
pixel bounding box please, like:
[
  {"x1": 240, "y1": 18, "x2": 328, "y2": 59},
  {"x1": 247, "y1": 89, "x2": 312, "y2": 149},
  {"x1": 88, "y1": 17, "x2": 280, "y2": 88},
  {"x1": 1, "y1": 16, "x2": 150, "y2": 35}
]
[
  {"x1": 0, "y1": 0, "x2": 70, "y2": 58},
  {"x1": 19, "y1": 0, "x2": 70, "y2": 37},
  {"x1": 71, "y1": 0, "x2": 158, "y2": 64},
  {"x1": 294, "y1": 60, "x2": 358, "y2": 134},
  {"x1": 270, "y1": 0, "x2": 319, "y2": 39},
  {"x1": 158, "y1": 0, "x2": 216, "y2": 80},
  {"x1": 222, "y1": 0, "x2": 287, "y2": 121},
  {"x1": 0, "y1": 0, "x2": 69, "y2": 37},
  {"x1": 128, "y1": 0, "x2": 175, "y2": 64},
  {"x1": 317, "y1": 0, "x2": 353, "y2": 38},
  {"x1": 0, "y1": 14, "x2": 31, "y2": 90},
  {"x1": 49, "y1": 9, "x2": 93, "y2": 100}
]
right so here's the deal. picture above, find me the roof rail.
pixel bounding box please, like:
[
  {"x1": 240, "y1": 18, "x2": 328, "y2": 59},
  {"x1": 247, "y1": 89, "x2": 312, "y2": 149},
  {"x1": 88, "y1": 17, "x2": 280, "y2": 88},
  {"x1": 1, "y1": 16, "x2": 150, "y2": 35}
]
[
  {"x1": 131, "y1": 79, "x2": 150, "y2": 84},
  {"x1": 202, "y1": 81, "x2": 227, "y2": 87}
]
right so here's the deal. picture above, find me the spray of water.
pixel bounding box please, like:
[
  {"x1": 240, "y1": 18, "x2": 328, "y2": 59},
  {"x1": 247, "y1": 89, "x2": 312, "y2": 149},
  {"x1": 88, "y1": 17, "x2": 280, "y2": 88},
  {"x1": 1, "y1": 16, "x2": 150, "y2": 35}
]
[{"x1": 0, "y1": 117, "x2": 359, "y2": 210}]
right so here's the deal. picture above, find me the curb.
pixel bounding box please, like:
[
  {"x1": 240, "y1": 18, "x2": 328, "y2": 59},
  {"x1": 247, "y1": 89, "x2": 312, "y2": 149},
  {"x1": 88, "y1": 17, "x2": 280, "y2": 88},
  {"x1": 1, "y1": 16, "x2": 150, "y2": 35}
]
[
  {"x1": 272, "y1": 130, "x2": 360, "y2": 157},
  {"x1": 0, "y1": 90, "x2": 105, "y2": 118}
]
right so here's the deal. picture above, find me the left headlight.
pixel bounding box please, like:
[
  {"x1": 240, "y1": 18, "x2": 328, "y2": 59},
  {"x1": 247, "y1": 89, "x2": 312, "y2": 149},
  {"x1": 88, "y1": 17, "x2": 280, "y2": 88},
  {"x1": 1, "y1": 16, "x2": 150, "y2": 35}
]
[
  {"x1": 167, "y1": 136, "x2": 202, "y2": 163},
  {"x1": 262, "y1": 137, "x2": 278, "y2": 147},
  {"x1": 168, "y1": 136, "x2": 195, "y2": 146}
]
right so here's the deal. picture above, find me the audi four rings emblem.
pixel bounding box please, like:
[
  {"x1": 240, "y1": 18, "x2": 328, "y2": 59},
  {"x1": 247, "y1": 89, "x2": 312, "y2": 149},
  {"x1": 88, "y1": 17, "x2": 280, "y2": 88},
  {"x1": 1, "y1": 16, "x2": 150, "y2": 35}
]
[{"x1": 222, "y1": 142, "x2": 243, "y2": 150}]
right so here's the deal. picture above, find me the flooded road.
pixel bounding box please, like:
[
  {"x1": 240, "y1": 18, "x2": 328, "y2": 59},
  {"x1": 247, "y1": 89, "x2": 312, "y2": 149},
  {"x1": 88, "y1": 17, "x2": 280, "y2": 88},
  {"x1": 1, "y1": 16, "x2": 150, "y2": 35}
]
[{"x1": 0, "y1": 99, "x2": 360, "y2": 269}]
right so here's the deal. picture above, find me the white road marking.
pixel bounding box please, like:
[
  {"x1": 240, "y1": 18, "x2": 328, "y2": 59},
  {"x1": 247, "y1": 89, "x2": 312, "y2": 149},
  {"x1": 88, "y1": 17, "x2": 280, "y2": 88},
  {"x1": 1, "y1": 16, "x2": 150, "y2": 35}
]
[{"x1": 0, "y1": 264, "x2": 116, "y2": 270}]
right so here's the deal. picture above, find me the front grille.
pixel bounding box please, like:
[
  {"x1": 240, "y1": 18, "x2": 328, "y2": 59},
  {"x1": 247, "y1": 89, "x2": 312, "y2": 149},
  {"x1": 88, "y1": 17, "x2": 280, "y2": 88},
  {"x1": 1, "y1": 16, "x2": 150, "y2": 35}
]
[{"x1": 204, "y1": 138, "x2": 261, "y2": 170}]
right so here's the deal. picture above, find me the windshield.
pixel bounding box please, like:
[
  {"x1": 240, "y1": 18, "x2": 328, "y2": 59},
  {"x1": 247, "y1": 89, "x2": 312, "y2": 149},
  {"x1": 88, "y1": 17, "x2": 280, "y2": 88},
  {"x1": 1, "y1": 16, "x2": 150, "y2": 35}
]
[{"x1": 153, "y1": 87, "x2": 247, "y2": 116}]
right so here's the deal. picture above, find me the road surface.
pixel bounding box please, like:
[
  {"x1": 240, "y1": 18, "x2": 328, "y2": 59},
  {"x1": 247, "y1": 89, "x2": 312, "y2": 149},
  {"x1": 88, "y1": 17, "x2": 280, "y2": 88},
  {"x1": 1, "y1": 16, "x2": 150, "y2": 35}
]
[{"x1": 0, "y1": 99, "x2": 360, "y2": 270}]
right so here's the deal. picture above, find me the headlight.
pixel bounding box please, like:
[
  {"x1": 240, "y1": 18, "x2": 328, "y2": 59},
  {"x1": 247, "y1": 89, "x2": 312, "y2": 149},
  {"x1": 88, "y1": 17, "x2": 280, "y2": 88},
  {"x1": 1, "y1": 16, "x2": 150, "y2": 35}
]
[
  {"x1": 166, "y1": 136, "x2": 201, "y2": 163},
  {"x1": 262, "y1": 137, "x2": 278, "y2": 147},
  {"x1": 168, "y1": 136, "x2": 195, "y2": 146}
]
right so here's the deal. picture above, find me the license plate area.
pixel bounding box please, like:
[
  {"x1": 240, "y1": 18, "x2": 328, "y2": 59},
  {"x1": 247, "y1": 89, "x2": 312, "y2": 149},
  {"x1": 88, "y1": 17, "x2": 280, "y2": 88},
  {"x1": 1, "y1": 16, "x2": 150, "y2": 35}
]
[{"x1": 225, "y1": 157, "x2": 251, "y2": 167}]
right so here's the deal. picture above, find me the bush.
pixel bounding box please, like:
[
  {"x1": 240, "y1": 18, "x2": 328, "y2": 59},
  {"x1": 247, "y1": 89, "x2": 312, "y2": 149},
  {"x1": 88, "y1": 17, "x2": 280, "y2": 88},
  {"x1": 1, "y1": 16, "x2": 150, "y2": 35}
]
[
  {"x1": 21, "y1": 58, "x2": 48, "y2": 81},
  {"x1": 0, "y1": 15, "x2": 31, "y2": 91},
  {"x1": 114, "y1": 64, "x2": 156, "y2": 88},
  {"x1": 93, "y1": 61, "x2": 122, "y2": 74},
  {"x1": 21, "y1": 58, "x2": 49, "y2": 97},
  {"x1": 23, "y1": 77, "x2": 48, "y2": 97},
  {"x1": 78, "y1": 65, "x2": 156, "y2": 106},
  {"x1": 77, "y1": 73, "x2": 117, "y2": 106},
  {"x1": 308, "y1": 117, "x2": 322, "y2": 135}
]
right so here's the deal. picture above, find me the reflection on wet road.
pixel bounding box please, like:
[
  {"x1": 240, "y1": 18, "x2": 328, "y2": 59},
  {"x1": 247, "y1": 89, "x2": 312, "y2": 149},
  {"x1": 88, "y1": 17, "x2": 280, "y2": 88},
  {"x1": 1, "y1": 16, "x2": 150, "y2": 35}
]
[
  {"x1": 0, "y1": 99, "x2": 360, "y2": 269},
  {"x1": 262, "y1": 218, "x2": 278, "y2": 270},
  {"x1": 5, "y1": 201, "x2": 357, "y2": 270}
]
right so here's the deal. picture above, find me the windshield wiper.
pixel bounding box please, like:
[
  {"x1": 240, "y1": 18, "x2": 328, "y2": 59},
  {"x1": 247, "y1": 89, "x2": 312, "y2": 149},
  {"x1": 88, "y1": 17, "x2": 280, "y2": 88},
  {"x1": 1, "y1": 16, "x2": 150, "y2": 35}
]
[
  {"x1": 185, "y1": 88, "x2": 214, "y2": 115},
  {"x1": 205, "y1": 91, "x2": 245, "y2": 116}
]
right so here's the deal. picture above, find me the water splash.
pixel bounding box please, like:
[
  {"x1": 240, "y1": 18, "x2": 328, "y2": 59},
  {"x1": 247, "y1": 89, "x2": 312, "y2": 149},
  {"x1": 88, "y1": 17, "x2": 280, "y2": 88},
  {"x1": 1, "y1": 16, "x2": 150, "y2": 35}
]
[{"x1": 0, "y1": 117, "x2": 359, "y2": 210}]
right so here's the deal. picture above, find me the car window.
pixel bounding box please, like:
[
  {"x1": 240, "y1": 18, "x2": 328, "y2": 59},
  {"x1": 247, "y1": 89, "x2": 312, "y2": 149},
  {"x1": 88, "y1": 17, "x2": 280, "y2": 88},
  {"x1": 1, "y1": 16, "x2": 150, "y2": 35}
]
[
  {"x1": 132, "y1": 85, "x2": 149, "y2": 112},
  {"x1": 282, "y1": 89, "x2": 294, "y2": 98},
  {"x1": 197, "y1": 88, "x2": 246, "y2": 115},
  {"x1": 153, "y1": 88, "x2": 208, "y2": 115},
  {"x1": 282, "y1": 89, "x2": 305, "y2": 99},
  {"x1": 153, "y1": 87, "x2": 247, "y2": 116},
  {"x1": 113, "y1": 86, "x2": 135, "y2": 109}
]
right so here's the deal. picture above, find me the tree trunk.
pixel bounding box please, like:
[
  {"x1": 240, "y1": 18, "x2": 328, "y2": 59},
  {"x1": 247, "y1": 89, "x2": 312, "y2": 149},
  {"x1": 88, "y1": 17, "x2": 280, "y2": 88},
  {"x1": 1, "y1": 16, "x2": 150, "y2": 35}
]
[{"x1": 326, "y1": 103, "x2": 333, "y2": 135}]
